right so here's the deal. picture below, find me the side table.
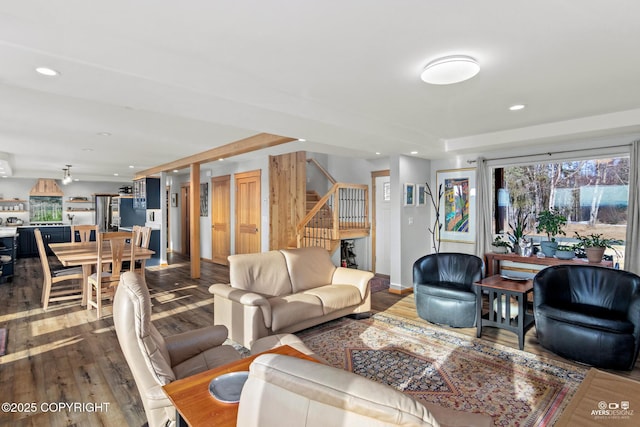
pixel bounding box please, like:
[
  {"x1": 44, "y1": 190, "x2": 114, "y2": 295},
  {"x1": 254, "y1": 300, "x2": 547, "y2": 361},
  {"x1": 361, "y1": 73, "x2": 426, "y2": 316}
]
[{"x1": 474, "y1": 275, "x2": 535, "y2": 350}]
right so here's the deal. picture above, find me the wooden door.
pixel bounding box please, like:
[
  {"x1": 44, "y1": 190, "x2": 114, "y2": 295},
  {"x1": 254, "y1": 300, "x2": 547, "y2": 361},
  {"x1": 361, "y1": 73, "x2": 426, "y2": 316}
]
[
  {"x1": 235, "y1": 170, "x2": 261, "y2": 254},
  {"x1": 211, "y1": 175, "x2": 231, "y2": 265},
  {"x1": 181, "y1": 185, "x2": 190, "y2": 256}
]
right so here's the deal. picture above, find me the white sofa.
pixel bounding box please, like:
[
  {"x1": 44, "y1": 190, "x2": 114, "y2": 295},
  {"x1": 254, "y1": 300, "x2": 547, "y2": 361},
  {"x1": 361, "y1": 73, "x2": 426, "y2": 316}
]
[
  {"x1": 237, "y1": 354, "x2": 493, "y2": 427},
  {"x1": 209, "y1": 247, "x2": 374, "y2": 348}
]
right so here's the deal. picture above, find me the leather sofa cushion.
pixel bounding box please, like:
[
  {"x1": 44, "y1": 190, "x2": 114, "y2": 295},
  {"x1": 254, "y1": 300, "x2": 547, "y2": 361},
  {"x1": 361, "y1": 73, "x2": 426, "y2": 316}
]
[
  {"x1": 537, "y1": 303, "x2": 634, "y2": 334},
  {"x1": 229, "y1": 250, "x2": 292, "y2": 297},
  {"x1": 281, "y1": 247, "x2": 336, "y2": 293},
  {"x1": 417, "y1": 282, "x2": 477, "y2": 301},
  {"x1": 238, "y1": 354, "x2": 441, "y2": 427},
  {"x1": 303, "y1": 285, "x2": 363, "y2": 315},
  {"x1": 269, "y1": 293, "x2": 325, "y2": 331}
]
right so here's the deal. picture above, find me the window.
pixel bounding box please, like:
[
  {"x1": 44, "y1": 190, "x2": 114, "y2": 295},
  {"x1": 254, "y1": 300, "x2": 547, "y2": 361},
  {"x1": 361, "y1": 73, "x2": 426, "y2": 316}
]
[{"x1": 494, "y1": 156, "x2": 629, "y2": 266}]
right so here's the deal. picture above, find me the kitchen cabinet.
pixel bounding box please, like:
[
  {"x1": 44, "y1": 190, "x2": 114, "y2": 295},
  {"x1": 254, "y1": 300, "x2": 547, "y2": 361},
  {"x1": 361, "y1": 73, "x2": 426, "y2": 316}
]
[
  {"x1": 0, "y1": 230, "x2": 17, "y2": 283},
  {"x1": 17, "y1": 226, "x2": 71, "y2": 258},
  {"x1": 133, "y1": 178, "x2": 160, "y2": 210}
]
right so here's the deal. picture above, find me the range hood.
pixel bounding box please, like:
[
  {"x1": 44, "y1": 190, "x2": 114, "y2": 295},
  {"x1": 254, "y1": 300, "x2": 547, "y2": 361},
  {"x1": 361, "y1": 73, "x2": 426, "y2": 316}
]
[{"x1": 29, "y1": 179, "x2": 64, "y2": 196}]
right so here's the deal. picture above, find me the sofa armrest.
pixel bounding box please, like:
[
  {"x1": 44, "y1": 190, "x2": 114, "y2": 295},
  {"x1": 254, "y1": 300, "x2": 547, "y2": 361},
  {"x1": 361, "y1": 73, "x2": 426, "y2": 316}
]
[
  {"x1": 165, "y1": 325, "x2": 229, "y2": 366},
  {"x1": 331, "y1": 267, "x2": 374, "y2": 299},
  {"x1": 146, "y1": 383, "x2": 176, "y2": 410},
  {"x1": 209, "y1": 283, "x2": 273, "y2": 328}
]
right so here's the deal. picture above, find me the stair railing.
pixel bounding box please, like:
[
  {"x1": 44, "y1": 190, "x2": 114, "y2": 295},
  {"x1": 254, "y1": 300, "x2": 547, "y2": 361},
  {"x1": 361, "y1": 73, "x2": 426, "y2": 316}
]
[{"x1": 297, "y1": 183, "x2": 369, "y2": 250}]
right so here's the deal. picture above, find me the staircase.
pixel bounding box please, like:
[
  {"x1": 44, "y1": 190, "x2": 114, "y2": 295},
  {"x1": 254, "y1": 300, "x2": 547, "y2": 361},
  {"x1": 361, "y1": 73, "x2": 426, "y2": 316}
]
[{"x1": 297, "y1": 183, "x2": 370, "y2": 253}]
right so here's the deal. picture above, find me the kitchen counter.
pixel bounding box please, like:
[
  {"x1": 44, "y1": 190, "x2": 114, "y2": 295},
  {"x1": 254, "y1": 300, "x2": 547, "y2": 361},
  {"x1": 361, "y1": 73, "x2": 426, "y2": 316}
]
[{"x1": 0, "y1": 227, "x2": 18, "y2": 237}]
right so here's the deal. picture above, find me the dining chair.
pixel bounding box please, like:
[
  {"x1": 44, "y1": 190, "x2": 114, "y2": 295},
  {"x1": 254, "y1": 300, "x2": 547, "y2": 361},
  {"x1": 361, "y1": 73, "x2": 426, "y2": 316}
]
[
  {"x1": 86, "y1": 231, "x2": 135, "y2": 319},
  {"x1": 35, "y1": 228, "x2": 84, "y2": 310},
  {"x1": 132, "y1": 225, "x2": 152, "y2": 285},
  {"x1": 71, "y1": 224, "x2": 98, "y2": 243}
]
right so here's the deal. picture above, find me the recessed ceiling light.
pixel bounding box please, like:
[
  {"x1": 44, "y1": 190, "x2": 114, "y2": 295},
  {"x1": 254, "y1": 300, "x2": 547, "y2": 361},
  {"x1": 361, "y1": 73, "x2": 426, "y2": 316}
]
[
  {"x1": 129, "y1": 165, "x2": 135, "y2": 169},
  {"x1": 375, "y1": 152, "x2": 381, "y2": 155},
  {"x1": 114, "y1": 173, "x2": 119, "y2": 176},
  {"x1": 218, "y1": 158, "x2": 225, "y2": 162},
  {"x1": 410, "y1": 151, "x2": 418, "y2": 155},
  {"x1": 298, "y1": 138, "x2": 306, "y2": 142},
  {"x1": 420, "y1": 55, "x2": 480, "y2": 85},
  {"x1": 509, "y1": 104, "x2": 526, "y2": 111},
  {"x1": 82, "y1": 148, "x2": 94, "y2": 152},
  {"x1": 97, "y1": 132, "x2": 112, "y2": 136},
  {"x1": 35, "y1": 67, "x2": 60, "y2": 76},
  {"x1": 173, "y1": 169, "x2": 179, "y2": 173}
]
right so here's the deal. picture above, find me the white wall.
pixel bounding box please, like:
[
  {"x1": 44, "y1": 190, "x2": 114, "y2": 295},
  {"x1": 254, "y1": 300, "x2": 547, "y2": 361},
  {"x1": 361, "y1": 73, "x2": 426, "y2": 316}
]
[{"x1": 388, "y1": 155, "x2": 431, "y2": 291}]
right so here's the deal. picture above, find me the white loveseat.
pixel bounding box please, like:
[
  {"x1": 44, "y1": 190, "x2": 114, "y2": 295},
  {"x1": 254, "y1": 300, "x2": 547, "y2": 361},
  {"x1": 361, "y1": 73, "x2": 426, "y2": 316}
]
[{"x1": 209, "y1": 247, "x2": 374, "y2": 348}]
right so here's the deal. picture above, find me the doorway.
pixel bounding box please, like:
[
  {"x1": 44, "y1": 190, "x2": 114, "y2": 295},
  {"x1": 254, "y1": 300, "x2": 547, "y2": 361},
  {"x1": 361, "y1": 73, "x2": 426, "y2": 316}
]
[
  {"x1": 235, "y1": 170, "x2": 261, "y2": 254},
  {"x1": 211, "y1": 175, "x2": 231, "y2": 265},
  {"x1": 372, "y1": 170, "x2": 391, "y2": 275}
]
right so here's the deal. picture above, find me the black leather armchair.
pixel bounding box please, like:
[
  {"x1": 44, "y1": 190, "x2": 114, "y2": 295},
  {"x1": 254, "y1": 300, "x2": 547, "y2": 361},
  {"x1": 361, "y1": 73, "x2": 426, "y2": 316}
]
[
  {"x1": 413, "y1": 253, "x2": 484, "y2": 328},
  {"x1": 534, "y1": 265, "x2": 640, "y2": 370}
]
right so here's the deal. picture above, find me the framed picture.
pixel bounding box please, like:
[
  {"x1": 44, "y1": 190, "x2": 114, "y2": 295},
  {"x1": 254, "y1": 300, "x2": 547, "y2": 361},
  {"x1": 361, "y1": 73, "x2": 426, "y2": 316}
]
[
  {"x1": 171, "y1": 193, "x2": 178, "y2": 207},
  {"x1": 417, "y1": 184, "x2": 427, "y2": 206},
  {"x1": 403, "y1": 183, "x2": 415, "y2": 206},
  {"x1": 200, "y1": 183, "x2": 208, "y2": 216},
  {"x1": 436, "y1": 168, "x2": 476, "y2": 243}
]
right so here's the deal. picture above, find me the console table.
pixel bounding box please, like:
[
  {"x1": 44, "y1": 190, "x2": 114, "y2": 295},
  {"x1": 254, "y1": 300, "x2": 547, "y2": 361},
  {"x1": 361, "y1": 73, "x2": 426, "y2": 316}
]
[{"x1": 484, "y1": 252, "x2": 613, "y2": 277}]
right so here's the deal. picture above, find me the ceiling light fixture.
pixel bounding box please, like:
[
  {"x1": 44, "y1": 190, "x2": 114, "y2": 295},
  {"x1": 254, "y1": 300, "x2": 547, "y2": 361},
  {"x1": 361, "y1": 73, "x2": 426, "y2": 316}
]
[
  {"x1": 420, "y1": 55, "x2": 480, "y2": 85},
  {"x1": 509, "y1": 104, "x2": 526, "y2": 111},
  {"x1": 36, "y1": 67, "x2": 60, "y2": 77},
  {"x1": 62, "y1": 165, "x2": 73, "y2": 185}
]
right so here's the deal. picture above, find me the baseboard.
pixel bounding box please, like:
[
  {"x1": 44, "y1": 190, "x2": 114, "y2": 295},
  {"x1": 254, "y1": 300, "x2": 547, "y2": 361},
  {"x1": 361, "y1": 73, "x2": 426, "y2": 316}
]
[{"x1": 388, "y1": 287, "x2": 413, "y2": 295}]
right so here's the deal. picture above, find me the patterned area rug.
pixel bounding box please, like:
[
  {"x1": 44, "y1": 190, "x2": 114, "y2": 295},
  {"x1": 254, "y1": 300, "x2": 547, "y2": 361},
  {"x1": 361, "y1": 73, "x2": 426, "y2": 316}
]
[{"x1": 298, "y1": 313, "x2": 586, "y2": 426}]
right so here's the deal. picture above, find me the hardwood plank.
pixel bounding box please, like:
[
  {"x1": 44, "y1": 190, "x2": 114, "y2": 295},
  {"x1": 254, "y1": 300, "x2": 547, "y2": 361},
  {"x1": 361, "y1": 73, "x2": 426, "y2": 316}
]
[{"x1": 0, "y1": 254, "x2": 638, "y2": 427}]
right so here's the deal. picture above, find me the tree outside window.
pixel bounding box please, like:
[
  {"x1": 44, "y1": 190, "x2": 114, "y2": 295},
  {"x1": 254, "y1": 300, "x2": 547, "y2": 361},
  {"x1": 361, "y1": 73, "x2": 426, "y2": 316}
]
[{"x1": 494, "y1": 156, "x2": 629, "y2": 267}]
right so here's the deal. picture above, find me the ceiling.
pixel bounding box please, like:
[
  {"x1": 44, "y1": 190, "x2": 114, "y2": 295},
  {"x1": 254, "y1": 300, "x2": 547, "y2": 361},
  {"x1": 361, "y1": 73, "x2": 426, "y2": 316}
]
[{"x1": 2, "y1": 1, "x2": 640, "y2": 182}]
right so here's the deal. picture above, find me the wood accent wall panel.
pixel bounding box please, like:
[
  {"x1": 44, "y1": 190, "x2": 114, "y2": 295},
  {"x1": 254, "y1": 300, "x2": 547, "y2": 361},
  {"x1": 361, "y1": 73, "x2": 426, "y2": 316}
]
[{"x1": 269, "y1": 152, "x2": 306, "y2": 250}]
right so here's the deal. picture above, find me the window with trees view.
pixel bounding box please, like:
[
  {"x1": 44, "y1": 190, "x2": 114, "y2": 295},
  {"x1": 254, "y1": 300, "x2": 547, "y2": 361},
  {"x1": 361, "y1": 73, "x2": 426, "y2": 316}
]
[{"x1": 494, "y1": 156, "x2": 629, "y2": 266}]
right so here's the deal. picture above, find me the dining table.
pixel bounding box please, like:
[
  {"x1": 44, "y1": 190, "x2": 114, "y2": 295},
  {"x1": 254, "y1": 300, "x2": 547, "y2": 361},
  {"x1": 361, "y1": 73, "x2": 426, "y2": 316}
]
[{"x1": 49, "y1": 240, "x2": 155, "y2": 305}]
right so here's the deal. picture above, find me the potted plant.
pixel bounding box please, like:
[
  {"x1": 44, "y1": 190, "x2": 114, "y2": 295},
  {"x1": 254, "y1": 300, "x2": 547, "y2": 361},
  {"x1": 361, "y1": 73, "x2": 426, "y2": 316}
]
[
  {"x1": 554, "y1": 243, "x2": 576, "y2": 260},
  {"x1": 573, "y1": 232, "x2": 621, "y2": 263},
  {"x1": 491, "y1": 236, "x2": 512, "y2": 254},
  {"x1": 507, "y1": 209, "x2": 530, "y2": 255},
  {"x1": 535, "y1": 209, "x2": 567, "y2": 257}
]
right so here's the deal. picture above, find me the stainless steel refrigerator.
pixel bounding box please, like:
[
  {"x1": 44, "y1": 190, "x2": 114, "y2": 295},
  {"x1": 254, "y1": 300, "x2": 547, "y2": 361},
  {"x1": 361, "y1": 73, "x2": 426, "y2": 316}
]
[{"x1": 94, "y1": 194, "x2": 116, "y2": 232}]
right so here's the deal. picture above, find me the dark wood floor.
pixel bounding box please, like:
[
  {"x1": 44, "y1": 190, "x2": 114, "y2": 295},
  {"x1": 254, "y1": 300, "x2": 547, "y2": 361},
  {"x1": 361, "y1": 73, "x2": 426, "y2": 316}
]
[{"x1": 1, "y1": 254, "x2": 638, "y2": 426}]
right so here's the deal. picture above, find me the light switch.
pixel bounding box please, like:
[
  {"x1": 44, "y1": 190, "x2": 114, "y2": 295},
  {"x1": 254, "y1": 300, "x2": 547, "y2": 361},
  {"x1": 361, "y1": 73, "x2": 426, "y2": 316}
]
[{"x1": 408, "y1": 217, "x2": 413, "y2": 225}]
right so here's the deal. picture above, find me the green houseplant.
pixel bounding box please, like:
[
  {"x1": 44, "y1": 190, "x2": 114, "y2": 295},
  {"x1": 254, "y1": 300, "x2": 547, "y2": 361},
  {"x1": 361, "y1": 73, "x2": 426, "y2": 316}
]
[
  {"x1": 573, "y1": 232, "x2": 621, "y2": 263},
  {"x1": 554, "y1": 243, "x2": 576, "y2": 260},
  {"x1": 535, "y1": 209, "x2": 567, "y2": 257},
  {"x1": 507, "y1": 209, "x2": 530, "y2": 255},
  {"x1": 491, "y1": 236, "x2": 512, "y2": 254}
]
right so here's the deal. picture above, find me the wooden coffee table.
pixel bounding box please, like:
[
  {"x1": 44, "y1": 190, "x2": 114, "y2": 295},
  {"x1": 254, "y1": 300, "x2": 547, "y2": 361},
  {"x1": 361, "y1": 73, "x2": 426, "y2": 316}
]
[
  {"x1": 163, "y1": 345, "x2": 318, "y2": 427},
  {"x1": 474, "y1": 274, "x2": 535, "y2": 350}
]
